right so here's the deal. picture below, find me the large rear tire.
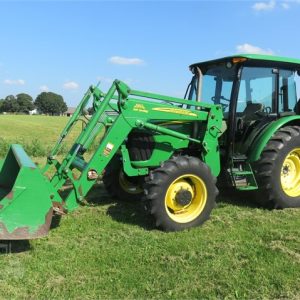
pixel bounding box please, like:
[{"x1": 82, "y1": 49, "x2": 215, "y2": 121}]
[
  {"x1": 144, "y1": 156, "x2": 218, "y2": 232},
  {"x1": 103, "y1": 155, "x2": 144, "y2": 201},
  {"x1": 253, "y1": 125, "x2": 300, "y2": 208}
]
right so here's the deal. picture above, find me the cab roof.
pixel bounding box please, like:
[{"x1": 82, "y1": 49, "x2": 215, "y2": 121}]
[{"x1": 190, "y1": 54, "x2": 300, "y2": 70}]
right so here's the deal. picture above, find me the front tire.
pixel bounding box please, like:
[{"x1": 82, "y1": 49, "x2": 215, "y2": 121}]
[
  {"x1": 254, "y1": 125, "x2": 300, "y2": 208},
  {"x1": 103, "y1": 155, "x2": 144, "y2": 201},
  {"x1": 144, "y1": 156, "x2": 218, "y2": 232}
]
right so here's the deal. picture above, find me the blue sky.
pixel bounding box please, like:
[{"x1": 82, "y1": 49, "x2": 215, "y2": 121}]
[{"x1": 1, "y1": 0, "x2": 300, "y2": 106}]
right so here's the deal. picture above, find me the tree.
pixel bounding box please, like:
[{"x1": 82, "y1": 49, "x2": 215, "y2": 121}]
[
  {"x1": 35, "y1": 92, "x2": 68, "y2": 115},
  {"x1": 0, "y1": 99, "x2": 4, "y2": 112},
  {"x1": 1, "y1": 95, "x2": 19, "y2": 113},
  {"x1": 16, "y1": 93, "x2": 35, "y2": 113}
]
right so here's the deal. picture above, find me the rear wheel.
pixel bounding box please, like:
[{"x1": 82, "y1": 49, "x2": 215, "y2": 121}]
[
  {"x1": 103, "y1": 155, "x2": 144, "y2": 201},
  {"x1": 254, "y1": 125, "x2": 300, "y2": 208},
  {"x1": 144, "y1": 156, "x2": 218, "y2": 231}
]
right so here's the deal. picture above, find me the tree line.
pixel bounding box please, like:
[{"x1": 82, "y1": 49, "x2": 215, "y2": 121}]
[{"x1": 0, "y1": 92, "x2": 68, "y2": 115}]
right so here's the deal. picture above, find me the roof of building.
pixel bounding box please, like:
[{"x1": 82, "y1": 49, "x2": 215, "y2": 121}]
[{"x1": 66, "y1": 107, "x2": 76, "y2": 114}]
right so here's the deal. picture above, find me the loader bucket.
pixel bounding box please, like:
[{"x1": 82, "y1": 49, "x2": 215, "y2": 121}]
[{"x1": 0, "y1": 144, "x2": 61, "y2": 240}]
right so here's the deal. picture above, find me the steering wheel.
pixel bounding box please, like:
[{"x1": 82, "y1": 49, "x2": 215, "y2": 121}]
[
  {"x1": 211, "y1": 96, "x2": 230, "y2": 111},
  {"x1": 211, "y1": 95, "x2": 230, "y2": 103},
  {"x1": 254, "y1": 106, "x2": 271, "y2": 117},
  {"x1": 263, "y1": 106, "x2": 272, "y2": 114}
]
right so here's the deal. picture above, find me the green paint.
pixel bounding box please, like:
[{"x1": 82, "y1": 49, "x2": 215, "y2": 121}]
[
  {"x1": 191, "y1": 54, "x2": 300, "y2": 69},
  {"x1": 248, "y1": 115, "x2": 300, "y2": 162},
  {"x1": 0, "y1": 78, "x2": 223, "y2": 239}
]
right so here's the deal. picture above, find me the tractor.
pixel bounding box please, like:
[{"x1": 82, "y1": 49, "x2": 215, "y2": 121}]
[{"x1": 0, "y1": 54, "x2": 300, "y2": 239}]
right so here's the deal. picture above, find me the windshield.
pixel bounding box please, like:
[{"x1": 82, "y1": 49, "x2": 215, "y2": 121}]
[{"x1": 189, "y1": 63, "x2": 237, "y2": 112}]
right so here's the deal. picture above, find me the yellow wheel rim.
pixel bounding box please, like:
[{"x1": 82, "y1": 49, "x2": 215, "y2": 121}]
[
  {"x1": 119, "y1": 171, "x2": 143, "y2": 194},
  {"x1": 165, "y1": 174, "x2": 207, "y2": 223},
  {"x1": 281, "y1": 148, "x2": 300, "y2": 197}
]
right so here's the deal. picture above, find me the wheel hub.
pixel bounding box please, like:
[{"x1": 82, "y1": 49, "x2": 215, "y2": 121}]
[
  {"x1": 164, "y1": 175, "x2": 207, "y2": 223},
  {"x1": 281, "y1": 148, "x2": 300, "y2": 197},
  {"x1": 175, "y1": 189, "x2": 193, "y2": 206}
]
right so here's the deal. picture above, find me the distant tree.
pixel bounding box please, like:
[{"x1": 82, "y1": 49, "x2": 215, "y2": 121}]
[
  {"x1": 16, "y1": 93, "x2": 35, "y2": 113},
  {"x1": 1, "y1": 95, "x2": 19, "y2": 113},
  {"x1": 0, "y1": 99, "x2": 4, "y2": 112},
  {"x1": 35, "y1": 92, "x2": 68, "y2": 115}
]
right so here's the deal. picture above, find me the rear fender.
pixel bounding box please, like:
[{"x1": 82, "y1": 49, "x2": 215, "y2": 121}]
[{"x1": 247, "y1": 116, "x2": 300, "y2": 162}]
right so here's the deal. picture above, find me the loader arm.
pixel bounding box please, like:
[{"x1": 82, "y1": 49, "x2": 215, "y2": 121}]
[{"x1": 0, "y1": 80, "x2": 223, "y2": 239}]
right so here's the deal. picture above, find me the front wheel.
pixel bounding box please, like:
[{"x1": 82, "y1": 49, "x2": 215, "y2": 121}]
[
  {"x1": 103, "y1": 155, "x2": 144, "y2": 201},
  {"x1": 254, "y1": 126, "x2": 300, "y2": 208},
  {"x1": 144, "y1": 156, "x2": 218, "y2": 232}
]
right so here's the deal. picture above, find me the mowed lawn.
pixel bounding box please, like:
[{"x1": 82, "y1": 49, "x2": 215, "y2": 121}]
[
  {"x1": 0, "y1": 114, "x2": 76, "y2": 143},
  {"x1": 0, "y1": 114, "x2": 82, "y2": 157},
  {"x1": 0, "y1": 115, "x2": 299, "y2": 299}
]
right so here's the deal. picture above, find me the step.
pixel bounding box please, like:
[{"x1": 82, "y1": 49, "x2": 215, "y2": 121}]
[
  {"x1": 232, "y1": 171, "x2": 253, "y2": 176},
  {"x1": 232, "y1": 155, "x2": 247, "y2": 163},
  {"x1": 236, "y1": 185, "x2": 258, "y2": 191}
]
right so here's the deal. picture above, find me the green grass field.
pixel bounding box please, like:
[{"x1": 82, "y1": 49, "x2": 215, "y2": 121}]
[
  {"x1": 0, "y1": 115, "x2": 299, "y2": 299},
  {"x1": 0, "y1": 115, "x2": 82, "y2": 157}
]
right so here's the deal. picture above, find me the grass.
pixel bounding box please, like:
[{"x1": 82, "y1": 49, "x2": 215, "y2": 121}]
[
  {"x1": 0, "y1": 114, "x2": 82, "y2": 157},
  {"x1": 0, "y1": 115, "x2": 299, "y2": 299}
]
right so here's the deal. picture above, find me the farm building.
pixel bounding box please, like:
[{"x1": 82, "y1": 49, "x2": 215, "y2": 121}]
[{"x1": 65, "y1": 107, "x2": 76, "y2": 117}]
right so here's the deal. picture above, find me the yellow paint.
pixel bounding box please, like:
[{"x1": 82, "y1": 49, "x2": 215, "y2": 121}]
[
  {"x1": 281, "y1": 148, "x2": 300, "y2": 197},
  {"x1": 133, "y1": 104, "x2": 148, "y2": 113},
  {"x1": 152, "y1": 107, "x2": 197, "y2": 117},
  {"x1": 119, "y1": 170, "x2": 143, "y2": 194},
  {"x1": 164, "y1": 174, "x2": 207, "y2": 223}
]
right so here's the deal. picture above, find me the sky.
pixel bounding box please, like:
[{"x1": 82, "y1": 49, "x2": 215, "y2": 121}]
[{"x1": 1, "y1": 0, "x2": 300, "y2": 106}]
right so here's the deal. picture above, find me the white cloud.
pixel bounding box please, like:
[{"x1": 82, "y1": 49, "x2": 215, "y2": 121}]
[
  {"x1": 252, "y1": 0, "x2": 276, "y2": 11},
  {"x1": 3, "y1": 79, "x2": 25, "y2": 85},
  {"x1": 236, "y1": 43, "x2": 274, "y2": 55},
  {"x1": 63, "y1": 81, "x2": 79, "y2": 90},
  {"x1": 281, "y1": 2, "x2": 290, "y2": 9},
  {"x1": 109, "y1": 56, "x2": 144, "y2": 65},
  {"x1": 39, "y1": 85, "x2": 49, "y2": 92}
]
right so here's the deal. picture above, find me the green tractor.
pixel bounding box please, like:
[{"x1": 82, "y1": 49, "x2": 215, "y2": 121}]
[{"x1": 0, "y1": 54, "x2": 300, "y2": 239}]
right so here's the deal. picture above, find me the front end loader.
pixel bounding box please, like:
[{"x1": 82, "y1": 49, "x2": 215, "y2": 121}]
[
  {"x1": 0, "y1": 79, "x2": 224, "y2": 238},
  {"x1": 1, "y1": 54, "x2": 300, "y2": 239}
]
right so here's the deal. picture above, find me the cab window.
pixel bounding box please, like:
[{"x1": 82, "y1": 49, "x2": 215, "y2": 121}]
[
  {"x1": 278, "y1": 70, "x2": 297, "y2": 113},
  {"x1": 237, "y1": 67, "x2": 276, "y2": 113}
]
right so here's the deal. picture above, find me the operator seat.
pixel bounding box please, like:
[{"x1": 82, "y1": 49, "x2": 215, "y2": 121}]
[
  {"x1": 236, "y1": 101, "x2": 264, "y2": 138},
  {"x1": 294, "y1": 99, "x2": 300, "y2": 115},
  {"x1": 242, "y1": 101, "x2": 264, "y2": 121}
]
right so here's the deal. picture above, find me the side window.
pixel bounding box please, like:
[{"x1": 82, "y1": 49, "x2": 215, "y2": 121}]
[
  {"x1": 237, "y1": 67, "x2": 275, "y2": 113},
  {"x1": 278, "y1": 70, "x2": 297, "y2": 113},
  {"x1": 202, "y1": 75, "x2": 216, "y2": 104},
  {"x1": 201, "y1": 76, "x2": 232, "y2": 113}
]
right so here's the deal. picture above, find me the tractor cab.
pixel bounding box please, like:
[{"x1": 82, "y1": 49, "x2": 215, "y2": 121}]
[{"x1": 188, "y1": 54, "x2": 300, "y2": 163}]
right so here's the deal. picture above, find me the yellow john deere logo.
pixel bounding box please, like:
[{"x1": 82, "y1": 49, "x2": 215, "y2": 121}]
[
  {"x1": 152, "y1": 107, "x2": 197, "y2": 117},
  {"x1": 133, "y1": 104, "x2": 148, "y2": 113}
]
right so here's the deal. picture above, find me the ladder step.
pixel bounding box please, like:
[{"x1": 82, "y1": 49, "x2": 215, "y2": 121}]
[
  {"x1": 232, "y1": 155, "x2": 247, "y2": 163},
  {"x1": 232, "y1": 171, "x2": 253, "y2": 176},
  {"x1": 237, "y1": 186, "x2": 258, "y2": 191}
]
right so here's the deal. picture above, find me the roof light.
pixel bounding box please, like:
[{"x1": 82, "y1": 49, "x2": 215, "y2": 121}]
[{"x1": 232, "y1": 57, "x2": 248, "y2": 64}]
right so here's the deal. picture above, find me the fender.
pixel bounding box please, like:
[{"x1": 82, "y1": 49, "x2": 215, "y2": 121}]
[{"x1": 247, "y1": 115, "x2": 300, "y2": 162}]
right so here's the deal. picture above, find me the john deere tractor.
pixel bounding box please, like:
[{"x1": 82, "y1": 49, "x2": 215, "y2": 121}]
[{"x1": 0, "y1": 54, "x2": 300, "y2": 239}]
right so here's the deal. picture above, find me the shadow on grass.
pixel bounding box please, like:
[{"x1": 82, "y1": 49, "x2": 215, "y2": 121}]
[
  {"x1": 87, "y1": 183, "x2": 267, "y2": 229},
  {"x1": 0, "y1": 240, "x2": 31, "y2": 254},
  {"x1": 86, "y1": 183, "x2": 155, "y2": 230},
  {"x1": 106, "y1": 202, "x2": 155, "y2": 230},
  {"x1": 217, "y1": 188, "x2": 262, "y2": 209},
  {"x1": 0, "y1": 215, "x2": 63, "y2": 254}
]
